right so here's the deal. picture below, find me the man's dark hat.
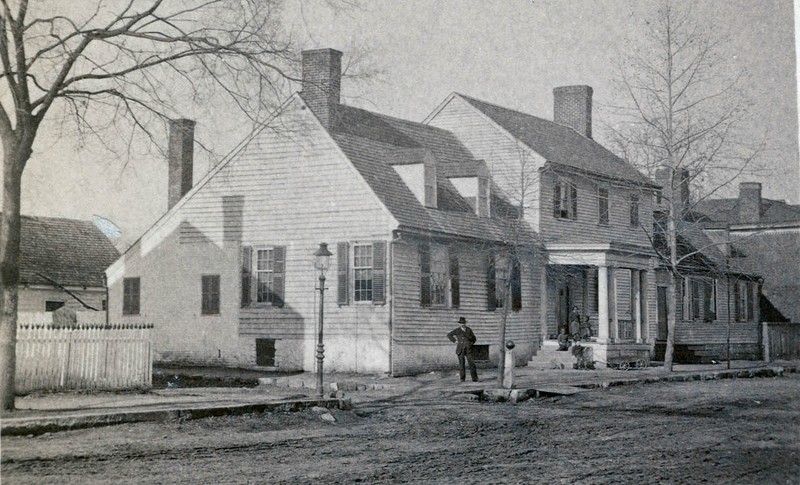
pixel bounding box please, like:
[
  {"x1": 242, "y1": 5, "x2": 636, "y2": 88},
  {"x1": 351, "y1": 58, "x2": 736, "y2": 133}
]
[{"x1": 458, "y1": 317, "x2": 467, "y2": 324}]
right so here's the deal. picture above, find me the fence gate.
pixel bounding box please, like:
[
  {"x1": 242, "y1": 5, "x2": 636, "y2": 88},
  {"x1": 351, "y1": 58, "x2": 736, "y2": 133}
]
[{"x1": 762, "y1": 322, "x2": 800, "y2": 361}]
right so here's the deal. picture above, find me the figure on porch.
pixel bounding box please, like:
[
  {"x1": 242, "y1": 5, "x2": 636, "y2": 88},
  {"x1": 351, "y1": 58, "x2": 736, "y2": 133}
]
[
  {"x1": 557, "y1": 329, "x2": 570, "y2": 351},
  {"x1": 580, "y1": 315, "x2": 593, "y2": 340},
  {"x1": 447, "y1": 317, "x2": 479, "y2": 382},
  {"x1": 569, "y1": 306, "x2": 582, "y2": 342}
]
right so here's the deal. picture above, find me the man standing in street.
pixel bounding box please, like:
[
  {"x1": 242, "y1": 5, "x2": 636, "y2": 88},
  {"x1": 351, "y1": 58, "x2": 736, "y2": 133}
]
[{"x1": 447, "y1": 317, "x2": 479, "y2": 382}]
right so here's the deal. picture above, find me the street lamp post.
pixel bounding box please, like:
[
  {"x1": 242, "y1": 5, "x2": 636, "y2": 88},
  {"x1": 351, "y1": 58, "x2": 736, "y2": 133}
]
[{"x1": 314, "y1": 243, "x2": 332, "y2": 398}]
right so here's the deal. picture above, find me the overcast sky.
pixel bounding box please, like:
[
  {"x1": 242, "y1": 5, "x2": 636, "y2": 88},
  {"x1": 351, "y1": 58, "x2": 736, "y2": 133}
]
[{"x1": 19, "y1": 0, "x2": 799, "y2": 245}]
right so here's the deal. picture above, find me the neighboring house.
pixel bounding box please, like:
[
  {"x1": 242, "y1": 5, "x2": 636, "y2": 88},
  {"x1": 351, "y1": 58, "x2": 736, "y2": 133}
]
[
  {"x1": 106, "y1": 48, "x2": 543, "y2": 375},
  {"x1": 695, "y1": 182, "x2": 800, "y2": 323},
  {"x1": 425, "y1": 87, "x2": 661, "y2": 366},
  {"x1": 18, "y1": 214, "x2": 119, "y2": 317}
]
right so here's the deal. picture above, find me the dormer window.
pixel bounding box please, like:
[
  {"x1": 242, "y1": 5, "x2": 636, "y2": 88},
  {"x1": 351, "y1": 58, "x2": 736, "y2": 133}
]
[
  {"x1": 553, "y1": 177, "x2": 577, "y2": 220},
  {"x1": 449, "y1": 175, "x2": 490, "y2": 217},
  {"x1": 388, "y1": 148, "x2": 437, "y2": 209}
]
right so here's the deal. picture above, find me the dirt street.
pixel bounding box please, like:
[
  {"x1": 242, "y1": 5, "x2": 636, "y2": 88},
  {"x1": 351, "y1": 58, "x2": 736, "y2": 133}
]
[{"x1": 2, "y1": 375, "x2": 799, "y2": 484}]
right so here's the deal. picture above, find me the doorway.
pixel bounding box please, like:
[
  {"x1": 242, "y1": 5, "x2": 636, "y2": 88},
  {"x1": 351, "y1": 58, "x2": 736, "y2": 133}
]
[
  {"x1": 558, "y1": 284, "x2": 571, "y2": 334},
  {"x1": 657, "y1": 286, "x2": 668, "y2": 341}
]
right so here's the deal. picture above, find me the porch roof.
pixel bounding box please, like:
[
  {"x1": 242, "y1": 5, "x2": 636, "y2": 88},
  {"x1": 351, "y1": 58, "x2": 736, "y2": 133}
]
[{"x1": 545, "y1": 242, "x2": 656, "y2": 269}]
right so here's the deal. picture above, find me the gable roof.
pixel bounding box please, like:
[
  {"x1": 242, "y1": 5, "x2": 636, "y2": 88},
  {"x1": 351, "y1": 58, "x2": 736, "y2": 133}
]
[
  {"x1": 18, "y1": 215, "x2": 120, "y2": 288},
  {"x1": 451, "y1": 94, "x2": 655, "y2": 187},
  {"x1": 330, "y1": 104, "x2": 537, "y2": 244},
  {"x1": 694, "y1": 197, "x2": 800, "y2": 225}
]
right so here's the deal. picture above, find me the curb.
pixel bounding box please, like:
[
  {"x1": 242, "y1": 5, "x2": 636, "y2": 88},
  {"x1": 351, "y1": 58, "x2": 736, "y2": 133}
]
[
  {"x1": 447, "y1": 366, "x2": 788, "y2": 404},
  {"x1": 1, "y1": 397, "x2": 352, "y2": 437}
]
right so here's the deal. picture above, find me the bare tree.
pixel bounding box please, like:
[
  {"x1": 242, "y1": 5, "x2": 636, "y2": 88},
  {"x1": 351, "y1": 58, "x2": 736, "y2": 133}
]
[
  {"x1": 0, "y1": 0, "x2": 314, "y2": 411},
  {"x1": 608, "y1": 1, "x2": 763, "y2": 371}
]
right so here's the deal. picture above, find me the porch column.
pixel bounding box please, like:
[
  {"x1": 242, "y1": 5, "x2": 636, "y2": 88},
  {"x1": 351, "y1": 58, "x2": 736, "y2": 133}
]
[
  {"x1": 597, "y1": 265, "x2": 609, "y2": 342},
  {"x1": 540, "y1": 267, "x2": 548, "y2": 343},
  {"x1": 640, "y1": 269, "x2": 649, "y2": 343},
  {"x1": 632, "y1": 269, "x2": 642, "y2": 343},
  {"x1": 609, "y1": 266, "x2": 618, "y2": 341}
]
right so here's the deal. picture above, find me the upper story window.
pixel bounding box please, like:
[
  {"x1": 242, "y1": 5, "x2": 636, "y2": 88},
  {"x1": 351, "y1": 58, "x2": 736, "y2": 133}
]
[
  {"x1": 598, "y1": 187, "x2": 609, "y2": 226},
  {"x1": 241, "y1": 246, "x2": 285, "y2": 308},
  {"x1": 123, "y1": 277, "x2": 141, "y2": 315},
  {"x1": 629, "y1": 193, "x2": 640, "y2": 228},
  {"x1": 553, "y1": 178, "x2": 577, "y2": 220},
  {"x1": 201, "y1": 275, "x2": 221, "y2": 315},
  {"x1": 733, "y1": 280, "x2": 754, "y2": 322},
  {"x1": 353, "y1": 243, "x2": 374, "y2": 302}
]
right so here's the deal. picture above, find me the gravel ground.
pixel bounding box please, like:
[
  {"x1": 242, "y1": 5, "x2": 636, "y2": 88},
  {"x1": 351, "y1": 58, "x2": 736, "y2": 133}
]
[{"x1": 2, "y1": 374, "x2": 798, "y2": 484}]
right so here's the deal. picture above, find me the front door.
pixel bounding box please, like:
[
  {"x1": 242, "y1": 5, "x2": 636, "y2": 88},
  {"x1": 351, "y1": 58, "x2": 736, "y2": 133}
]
[
  {"x1": 657, "y1": 286, "x2": 668, "y2": 340},
  {"x1": 558, "y1": 285, "x2": 571, "y2": 334}
]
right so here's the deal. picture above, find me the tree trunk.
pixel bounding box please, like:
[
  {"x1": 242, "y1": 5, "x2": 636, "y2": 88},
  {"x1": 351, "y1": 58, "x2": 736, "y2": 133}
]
[
  {"x1": 0, "y1": 140, "x2": 29, "y2": 412},
  {"x1": 496, "y1": 278, "x2": 511, "y2": 388},
  {"x1": 663, "y1": 195, "x2": 679, "y2": 372}
]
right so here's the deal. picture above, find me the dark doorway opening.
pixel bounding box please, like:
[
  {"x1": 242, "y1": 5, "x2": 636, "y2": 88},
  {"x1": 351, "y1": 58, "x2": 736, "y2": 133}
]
[{"x1": 256, "y1": 338, "x2": 276, "y2": 367}]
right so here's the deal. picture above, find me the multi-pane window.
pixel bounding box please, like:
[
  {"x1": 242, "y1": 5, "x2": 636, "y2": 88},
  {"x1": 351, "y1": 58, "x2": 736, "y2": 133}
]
[
  {"x1": 685, "y1": 277, "x2": 716, "y2": 322},
  {"x1": 553, "y1": 178, "x2": 577, "y2": 220},
  {"x1": 123, "y1": 277, "x2": 140, "y2": 315},
  {"x1": 353, "y1": 244, "x2": 374, "y2": 302},
  {"x1": 629, "y1": 193, "x2": 640, "y2": 227},
  {"x1": 430, "y1": 245, "x2": 449, "y2": 306},
  {"x1": 734, "y1": 281, "x2": 754, "y2": 322},
  {"x1": 201, "y1": 275, "x2": 220, "y2": 315},
  {"x1": 256, "y1": 249, "x2": 275, "y2": 303},
  {"x1": 598, "y1": 187, "x2": 609, "y2": 225}
]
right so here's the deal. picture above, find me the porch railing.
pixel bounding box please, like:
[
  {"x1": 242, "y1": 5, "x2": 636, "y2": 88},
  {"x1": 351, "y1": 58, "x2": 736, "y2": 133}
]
[{"x1": 618, "y1": 319, "x2": 634, "y2": 341}]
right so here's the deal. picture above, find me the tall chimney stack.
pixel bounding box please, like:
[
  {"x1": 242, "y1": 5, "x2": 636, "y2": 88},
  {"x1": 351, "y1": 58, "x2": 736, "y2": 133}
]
[
  {"x1": 168, "y1": 118, "x2": 195, "y2": 210},
  {"x1": 301, "y1": 48, "x2": 343, "y2": 129},
  {"x1": 738, "y1": 182, "x2": 762, "y2": 224},
  {"x1": 554, "y1": 85, "x2": 593, "y2": 138},
  {"x1": 654, "y1": 166, "x2": 690, "y2": 211}
]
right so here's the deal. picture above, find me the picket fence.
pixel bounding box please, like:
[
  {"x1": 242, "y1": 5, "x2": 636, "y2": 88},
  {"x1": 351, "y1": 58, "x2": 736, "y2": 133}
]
[{"x1": 16, "y1": 323, "x2": 153, "y2": 393}]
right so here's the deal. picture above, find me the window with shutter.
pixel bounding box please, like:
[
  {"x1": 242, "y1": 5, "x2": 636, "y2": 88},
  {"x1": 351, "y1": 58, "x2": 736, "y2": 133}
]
[
  {"x1": 372, "y1": 241, "x2": 386, "y2": 305},
  {"x1": 449, "y1": 251, "x2": 460, "y2": 308},
  {"x1": 337, "y1": 242, "x2": 349, "y2": 305},
  {"x1": 123, "y1": 277, "x2": 140, "y2": 315},
  {"x1": 554, "y1": 177, "x2": 577, "y2": 220},
  {"x1": 241, "y1": 246, "x2": 252, "y2": 307},
  {"x1": 201, "y1": 275, "x2": 220, "y2": 315},
  {"x1": 486, "y1": 253, "x2": 496, "y2": 311},
  {"x1": 419, "y1": 243, "x2": 431, "y2": 307},
  {"x1": 353, "y1": 243, "x2": 374, "y2": 302},
  {"x1": 598, "y1": 187, "x2": 609, "y2": 225},
  {"x1": 629, "y1": 193, "x2": 640, "y2": 227},
  {"x1": 272, "y1": 246, "x2": 285, "y2": 307}
]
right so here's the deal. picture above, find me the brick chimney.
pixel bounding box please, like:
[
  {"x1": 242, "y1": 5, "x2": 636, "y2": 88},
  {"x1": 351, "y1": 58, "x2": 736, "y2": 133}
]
[
  {"x1": 554, "y1": 85, "x2": 593, "y2": 138},
  {"x1": 738, "y1": 182, "x2": 762, "y2": 224},
  {"x1": 301, "y1": 48, "x2": 342, "y2": 129},
  {"x1": 167, "y1": 118, "x2": 195, "y2": 210},
  {"x1": 655, "y1": 166, "x2": 690, "y2": 210}
]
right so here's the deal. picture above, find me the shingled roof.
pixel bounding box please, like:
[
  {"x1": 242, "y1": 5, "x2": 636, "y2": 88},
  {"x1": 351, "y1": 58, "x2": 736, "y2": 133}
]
[
  {"x1": 330, "y1": 104, "x2": 537, "y2": 244},
  {"x1": 455, "y1": 94, "x2": 656, "y2": 187},
  {"x1": 694, "y1": 197, "x2": 800, "y2": 225},
  {"x1": 18, "y1": 215, "x2": 119, "y2": 288}
]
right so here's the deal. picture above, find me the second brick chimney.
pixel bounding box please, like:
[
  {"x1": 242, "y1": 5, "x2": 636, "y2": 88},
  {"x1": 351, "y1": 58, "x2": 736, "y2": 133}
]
[
  {"x1": 167, "y1": 118, "x2": 195, "y2": 210},
  {"x1": 301, "y1": 48, "x2": 342, "y2": 129},
  {"x1": 738, "y1": 182, "x2": 762, "y2": 224},
  {"x1": 554, "y1": 85, "x2": 593, "y2": 138},
  {"x1": 655, "y1": 166, "x2": 690, "y2": 211}
]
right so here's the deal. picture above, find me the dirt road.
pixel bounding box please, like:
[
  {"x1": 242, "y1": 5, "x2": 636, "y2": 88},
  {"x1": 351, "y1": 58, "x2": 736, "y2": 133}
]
[{"x1": 3, "y1": 375, "x2": 799, "y2": 484}]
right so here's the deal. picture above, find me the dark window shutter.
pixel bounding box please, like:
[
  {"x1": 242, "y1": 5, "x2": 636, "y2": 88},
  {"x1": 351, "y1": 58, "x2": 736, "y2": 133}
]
[
  {"x1": 486, "y1": 253, "x2": 496, "y2": 311},
  {"x1": 337, "y1": 242, "x2": 349, "y2": 305},
  {"x1": 746, "y1": 283, "x2": 754, "y2": 322},
  {"x1": 419, "y1": 243, "x2": 431, "y2": 307},
  {"x1": 511, "y1": 258, "x2": 522, "y2": 311},
  {"x1": 571, "y1": 183, "x2": 578, "y2": 220},
  {"x1": 449, "y1": 251, "x2": 460, "y2": 308},
  {"x1": 733, "y1": 280, "x2": 741, "y2": 321},
  {"x1": 241, "y1": 246, "x2": 252, "y2": 307},
  {"x1": 272, "y1": 246, "x2": 285, "y2": 307},
  {"x1": 372, "y1": 241, "x2": 386, "y2": 305},
  {"x1": 553, "y1": 179, "x2": 561, "y2": 218}
]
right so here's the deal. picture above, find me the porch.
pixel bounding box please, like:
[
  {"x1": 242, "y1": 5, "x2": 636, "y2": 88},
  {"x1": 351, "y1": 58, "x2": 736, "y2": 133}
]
[{"x1": 536, "y1": 243, "x2": 656, "y2": 367}]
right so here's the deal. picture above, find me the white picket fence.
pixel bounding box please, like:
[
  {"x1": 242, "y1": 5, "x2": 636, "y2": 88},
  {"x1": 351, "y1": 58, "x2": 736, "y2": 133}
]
[{"x1": 15, "y1": 323, "x2": 153, "y2": 393}]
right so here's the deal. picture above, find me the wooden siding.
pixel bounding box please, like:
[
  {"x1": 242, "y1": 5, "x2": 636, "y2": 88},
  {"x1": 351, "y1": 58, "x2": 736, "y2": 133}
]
[
  {"x1": 654, "y1": 269, "x2": 761, "y2": 346},
  {"x1": 391, "y1": 236, "x2": 542, "y2": 375},
  {"x1": 108, "y1": 98, "x2": 397, "y2": 372},
  {"x1": 538, "y1": 171, "x2": 655, "y2": 246},
  {"x1": 426, "y1": 96, "x2": 543, "y2": 231},
  {"x1": 18, "y1": 287, "x2": 105, "y2": 314}
]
